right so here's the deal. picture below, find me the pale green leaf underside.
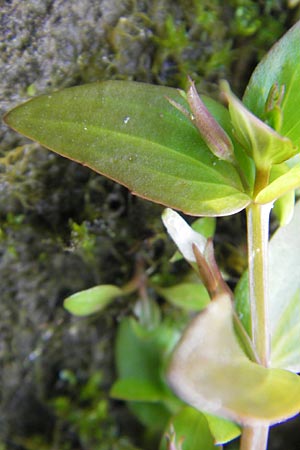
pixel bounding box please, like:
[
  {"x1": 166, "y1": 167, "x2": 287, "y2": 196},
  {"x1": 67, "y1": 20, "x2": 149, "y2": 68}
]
[
  {"x1": 4, "y1": 81, "x2": 250, "y2": 216},
  {"x1": 271, "y1": 289, "x2": 300, "y2": 371},
  {"x1": 168, "y1": 295, "x2": 300, "y2": 425},
  {"x1": 243, "y1": 21, "x2": 300, "y2": 146},
  {"x1": 63, "y1": 284, "x2": 121, "y2": 316},
  {"x1": 269, "y1": 201, "x2": 300, "y2": 372}
]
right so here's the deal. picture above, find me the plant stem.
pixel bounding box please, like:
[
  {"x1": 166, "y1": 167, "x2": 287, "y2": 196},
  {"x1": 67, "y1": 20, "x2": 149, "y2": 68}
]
[
  {"x1": 240, "y1": 201, "x2": 272, "y2": 450},
  {"x1": 247, "y1": 202, "x2": 271, "y2": 366},
  {"x1": 240, "y1": 426, "x2": 269, "y2": 450},
  {"x1": 253, "y1": 168, "x2": 270, "y2": 199}
]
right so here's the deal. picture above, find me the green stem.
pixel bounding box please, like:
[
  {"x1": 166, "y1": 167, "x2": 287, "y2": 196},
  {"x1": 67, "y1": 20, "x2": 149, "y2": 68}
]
[
  {"x1": 247, "y1": 202, "x2": 271, "y2": 366},
  {"x1": 240, "y1": 201, "x2": 272, "y2": 450},
  {"x1": 253, "y1": 168, "x2": 270, "y2": 199},
  {"x1": 240, "y1": 426, "x2": 269, "y2": 450}
]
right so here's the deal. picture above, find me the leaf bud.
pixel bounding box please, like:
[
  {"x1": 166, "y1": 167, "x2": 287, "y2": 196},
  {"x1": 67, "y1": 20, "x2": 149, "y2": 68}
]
[
  {"x1": 186, "y1": 78, "x2": 235, "y2": 163},
  {"x1": 221, "y1": 81, "x2": 297, "y2": 170}
]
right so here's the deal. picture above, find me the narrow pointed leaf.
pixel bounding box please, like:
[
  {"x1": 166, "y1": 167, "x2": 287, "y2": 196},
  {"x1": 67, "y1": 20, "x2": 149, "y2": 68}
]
[
  {"x1": 243, "y1": 20, "x2": 300, "y2": 147},
  {"x1": 187, "y1": 78, "x2": 235, "y2": 162},
  {"x1": 4, "y1": 81, "x2": 250, "y2": 216},
  {"x1": 168, "y1": 294, "x2": 300, "y2": 425},
  {"x1": 64, "y1": 284, "x2": 121, "y2": 316}
]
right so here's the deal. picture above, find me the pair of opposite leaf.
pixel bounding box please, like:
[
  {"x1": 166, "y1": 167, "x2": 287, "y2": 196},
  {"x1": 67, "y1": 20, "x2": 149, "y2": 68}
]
[
  {"x1": 162, "y1": 208, "x2": 300, "y2": 427},
  {"x1": 168, "y1": 77, "x2": 296, "y2": 173}
]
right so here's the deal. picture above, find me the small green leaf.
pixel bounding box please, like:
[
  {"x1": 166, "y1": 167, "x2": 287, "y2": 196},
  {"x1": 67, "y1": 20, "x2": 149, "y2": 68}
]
[
  {"x1": 255, "y1": 163, "x2": 300, "y2": 204},
  {"x1": 117, "y1": 317, "x2": 182, "y2": 374},
  {"x1": 160, "y1": 407, "x2": 216, "y2": 450},
  {"x1": 110, "y1": 378, "x2": 165, "y2": 402},
  {"x1": 63, "y1": 284, "x2": 121, "y2": 316},
  {"x1": 204, "y1": 413, "x2": 241, "y2": 444},
  {"x1": 243, "y1": 20, "x2": 300, "y2": 147},
  {"x1": 114, "y1": 317, "x2": 182, "y2": 430},
  {"x1": 157, "y1": 283, "x2": 210, "y2": 311},
  {"x1": 129, "y1": 402, "x2": 172, "y2": 432},
  {"x1": 168, "y1": 294, "x2": 300, "y2": 425},
  {"x1": 4, "y1": 81, "x2": 250, "y2": 217},
  {"x1": 115, "y1": 318, "x2": 166, "y2": 384},
  {"x1": 272, "y1": 190, "x2": 295, "y2": 227},
  {"x1": 271, "y1": 164, "x2": 295, "y2": 226},
  {"x1": 191, "y1": 217, "x2": 216, "y2": 238}
]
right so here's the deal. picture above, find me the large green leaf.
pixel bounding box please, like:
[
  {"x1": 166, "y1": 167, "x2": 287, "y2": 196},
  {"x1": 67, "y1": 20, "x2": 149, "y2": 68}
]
[
  {"x1": 168, "y1": 294, "x2": 300, "y2": 426},
  {"x1": 4, "y1": 81, "x2": 250, "y2": 216},
  {"x1": 243, "y1": 21, "x2": 300, "y2": 146}
]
